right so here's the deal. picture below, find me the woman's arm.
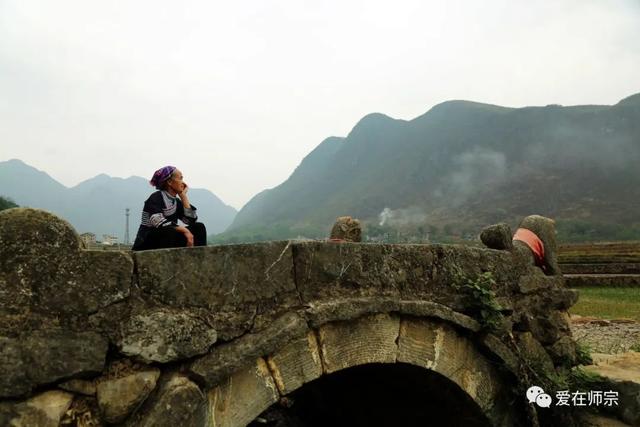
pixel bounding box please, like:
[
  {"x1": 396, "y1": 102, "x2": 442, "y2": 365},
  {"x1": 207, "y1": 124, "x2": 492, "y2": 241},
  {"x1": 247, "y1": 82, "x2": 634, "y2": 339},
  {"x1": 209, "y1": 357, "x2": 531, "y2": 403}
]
[
  {"x1": 178, "y1": 182, "x2": 190, "y2": 209},
  {"x1": 177, "y1": 183, "x2": 198, "y2": 225}
]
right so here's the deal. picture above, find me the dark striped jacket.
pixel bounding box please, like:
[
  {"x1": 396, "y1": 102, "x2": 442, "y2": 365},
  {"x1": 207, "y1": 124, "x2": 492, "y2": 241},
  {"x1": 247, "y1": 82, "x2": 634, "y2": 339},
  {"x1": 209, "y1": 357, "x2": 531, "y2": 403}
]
[{"x1": 132, "y1": 190, "x2": 197, "y2": 249}]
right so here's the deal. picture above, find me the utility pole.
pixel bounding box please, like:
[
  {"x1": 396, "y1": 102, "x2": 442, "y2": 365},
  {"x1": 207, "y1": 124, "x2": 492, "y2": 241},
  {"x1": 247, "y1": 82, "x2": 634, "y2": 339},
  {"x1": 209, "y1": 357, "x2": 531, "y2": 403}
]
[{"x1": 124, "y1": 208, "x2": 130, "y2": 245}]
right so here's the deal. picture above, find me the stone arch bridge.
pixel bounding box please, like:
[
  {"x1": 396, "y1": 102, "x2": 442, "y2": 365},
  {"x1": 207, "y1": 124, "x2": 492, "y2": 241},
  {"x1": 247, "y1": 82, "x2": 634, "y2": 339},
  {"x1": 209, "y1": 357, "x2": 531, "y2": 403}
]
[{"x1": 0, "y1": 209, "x2": 579, "y2": 426}]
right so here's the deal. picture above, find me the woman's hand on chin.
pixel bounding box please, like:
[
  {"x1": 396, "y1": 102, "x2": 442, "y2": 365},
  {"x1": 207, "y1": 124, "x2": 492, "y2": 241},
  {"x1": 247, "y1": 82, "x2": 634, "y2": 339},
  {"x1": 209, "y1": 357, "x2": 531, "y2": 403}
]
[{"x1": 178, "y1": 182, "x2": 189, "y2": 196}]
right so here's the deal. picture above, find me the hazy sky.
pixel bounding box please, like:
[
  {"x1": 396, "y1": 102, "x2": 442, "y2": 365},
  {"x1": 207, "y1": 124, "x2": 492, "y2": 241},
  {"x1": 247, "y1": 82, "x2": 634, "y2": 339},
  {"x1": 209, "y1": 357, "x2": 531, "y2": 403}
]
[{"x1": 1, "y1": 0, "x2": 639, "y2": 209}]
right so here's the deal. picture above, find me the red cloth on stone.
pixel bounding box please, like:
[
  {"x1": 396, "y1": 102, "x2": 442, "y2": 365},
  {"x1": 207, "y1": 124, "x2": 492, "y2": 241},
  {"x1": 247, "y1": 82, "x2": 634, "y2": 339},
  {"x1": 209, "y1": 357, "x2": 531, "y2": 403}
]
[{"x1": 513, "y1": 228, "x2": 545, "y2": 269}]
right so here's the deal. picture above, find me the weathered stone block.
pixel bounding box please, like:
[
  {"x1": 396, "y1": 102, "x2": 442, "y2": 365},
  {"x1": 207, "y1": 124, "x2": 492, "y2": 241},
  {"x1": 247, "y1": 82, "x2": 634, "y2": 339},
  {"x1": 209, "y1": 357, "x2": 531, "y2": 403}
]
[
  {"x1": 135, "y1": 241, "x2": 295, "y2": 307},
  {"x1": 118, "y1": 308, "x2": 217, "y2": 363},
  {"x1": 208, "y1": 358, "x2": 279, "y2": 427},
  {"x1": 516, "y1": 275, "x2": 577, "y2": 312},
  {"x1": 0, "y1": 330, "x2": 108, "y2": 398},
  {"x1": 96, "y1": 369, "x2": 160, "y2": 423},
  {"x1": 397, "y1": 317, "x2": 440, "y2": 369},
  {"x1": 318, "y1": 313, "x2": 399, "y2": 373},
  {"x1": 2, "y1": 390, "x2": 73, "y2": 427},
  {"x1": 0, "y1": 337, "x2": 29, "y2": 397},
  {"x1": 134, "y1": 241, "x2": 298, "y2": 336},
  {"x1": 305, "y1": 297, "x2": 485, "y2": 339},
  {"x1": 518, "y1": 275, "x2": 563, "y2": 294},
  {"x1": 51, "y1": 250, "x2": 132, "y2": 315},
  {"x1": 480, "y1": 223, "x2": 513, "y2": 250},
  {"x1": 131, "y1": 374, "x2": 207, "y2": 427},
  {"x1": 0, "y1": 208, "x2": 132, "y2": 319},
  {"x1": 546, "y1": 335, "x2": 577, "y2": 367},
  {"x1": 526, "y1": 311, "x2": 571, "y2": 345},
  {"x1": 266, "y1": 331, "x2": 322, "y2": 395},
  {"x1": 397, "y1": 300, "x2": 482, "y2": 332},
  {"x1": 478, "y1": 334, "x2": 520, "y2": 375},
  {"x1": 293, "y1": 242, "x2": 520, "y2": 312},
  {"x1": 306, "y1": 297, "x2": 400, "y2": 327},
  {"x1": 547, "y1": 288, "x2": 579, "y2": 310},
  {"x1": 397, "y1": 318, "x2": 507, "y2": 419},
  {"x1": 399, "y1": 319, "x2": 483, "y2": 389},
  {"x1": 58, "y1": 378, "x2": 96, "y2": 396},
  {"x1": 190, "y1": 312, "x2": 308, "y2": 388},
  {"x1": 292, "y1": 242, "x2": 406, "y2": 303},
  {"x1": 329, "y1": 216, "x2": 362, "y2": 242},
  {"x1": 514, "y1": 331, "x2": 555, "y2": 373}
]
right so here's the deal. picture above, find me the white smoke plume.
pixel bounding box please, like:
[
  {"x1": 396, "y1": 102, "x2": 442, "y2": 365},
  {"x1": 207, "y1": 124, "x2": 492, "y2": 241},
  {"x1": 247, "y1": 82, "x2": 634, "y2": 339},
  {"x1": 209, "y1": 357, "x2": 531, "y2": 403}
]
[
  {"x1": 378, "y1": 206, "x2": 428, "y2": 227},
  {"x1": 444, "y1": 147, "x2": 507, "y2": 202}
]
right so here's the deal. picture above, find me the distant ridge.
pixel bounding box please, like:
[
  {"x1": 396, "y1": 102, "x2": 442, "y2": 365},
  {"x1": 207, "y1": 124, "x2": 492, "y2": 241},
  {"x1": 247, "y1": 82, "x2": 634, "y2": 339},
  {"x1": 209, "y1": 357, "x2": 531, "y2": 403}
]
[
  {"x1": 617, "y1": 92, "x2": 640, "y2": 106},
  {"x1": 0, "y1": 159, "x2": 237, "y2": 240},
  {"x1": 219, "y1": 92, "x2": 640, "y2": 243}
]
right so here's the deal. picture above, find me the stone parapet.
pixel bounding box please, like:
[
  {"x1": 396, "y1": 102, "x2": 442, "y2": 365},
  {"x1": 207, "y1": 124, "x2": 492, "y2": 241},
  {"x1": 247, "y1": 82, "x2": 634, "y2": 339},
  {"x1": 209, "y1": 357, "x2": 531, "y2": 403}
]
[{"x1": 0, "y1": 208, "x2": 583, "y2": 426}]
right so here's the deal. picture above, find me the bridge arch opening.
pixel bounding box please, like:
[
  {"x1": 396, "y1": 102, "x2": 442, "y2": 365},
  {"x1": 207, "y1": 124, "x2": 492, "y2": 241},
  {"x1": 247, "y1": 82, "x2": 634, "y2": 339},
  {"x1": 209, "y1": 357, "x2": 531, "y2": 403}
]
[
  {"x1": 250, "y1": 362, "x2": 492, "y2": 427},
  {"x1": 207, "y1": 315, "x2": 525, "y2": 426}
]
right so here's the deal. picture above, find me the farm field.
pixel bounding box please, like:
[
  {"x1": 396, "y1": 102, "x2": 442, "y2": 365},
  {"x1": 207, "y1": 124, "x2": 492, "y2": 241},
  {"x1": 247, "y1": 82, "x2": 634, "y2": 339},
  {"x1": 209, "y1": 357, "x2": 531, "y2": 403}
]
[
  {"x1": 559, "y1": 241, "x2": 640, "y2": 264},
  {"x1": 560, "y1": 242, "x2": 640, "y2": 320},
  {"x1": 570, "y1": 287, "x2": 640, "y2": 321}
]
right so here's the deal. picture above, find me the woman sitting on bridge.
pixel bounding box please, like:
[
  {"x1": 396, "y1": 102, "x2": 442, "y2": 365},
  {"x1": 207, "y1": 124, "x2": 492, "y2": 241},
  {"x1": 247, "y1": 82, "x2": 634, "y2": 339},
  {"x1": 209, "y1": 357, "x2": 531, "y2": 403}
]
[{"x1": 132, "y1": 166, "x2": 207, "y2": 251}]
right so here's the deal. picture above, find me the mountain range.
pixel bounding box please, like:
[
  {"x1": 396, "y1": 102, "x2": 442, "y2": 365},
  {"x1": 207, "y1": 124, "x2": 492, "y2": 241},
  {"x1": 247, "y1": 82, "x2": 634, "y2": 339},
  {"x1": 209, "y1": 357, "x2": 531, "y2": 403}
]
[
  {"x1": 5, "y1": 92, "x2": 640, "y2": 244},
  {"x1": 220, "y1": 92, "x2": 640, "y2": 243},
  {"x1": 0, "y1": 159, "x2": 237, "y2": 241}
]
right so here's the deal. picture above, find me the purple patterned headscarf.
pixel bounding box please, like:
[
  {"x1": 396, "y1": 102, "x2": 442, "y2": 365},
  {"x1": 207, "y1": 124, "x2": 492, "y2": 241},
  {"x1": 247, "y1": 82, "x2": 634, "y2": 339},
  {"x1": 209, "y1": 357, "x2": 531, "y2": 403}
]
[{"x1": 150, "y1": 166, "x2": 176, "y2": 189}]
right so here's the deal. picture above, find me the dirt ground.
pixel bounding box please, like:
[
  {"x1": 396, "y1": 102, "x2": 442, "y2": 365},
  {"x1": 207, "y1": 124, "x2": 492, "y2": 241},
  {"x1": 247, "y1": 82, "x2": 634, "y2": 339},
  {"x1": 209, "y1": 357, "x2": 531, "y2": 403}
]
[{"x1": 570, "y1": 315, "x2": 640, "y2": 354}]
